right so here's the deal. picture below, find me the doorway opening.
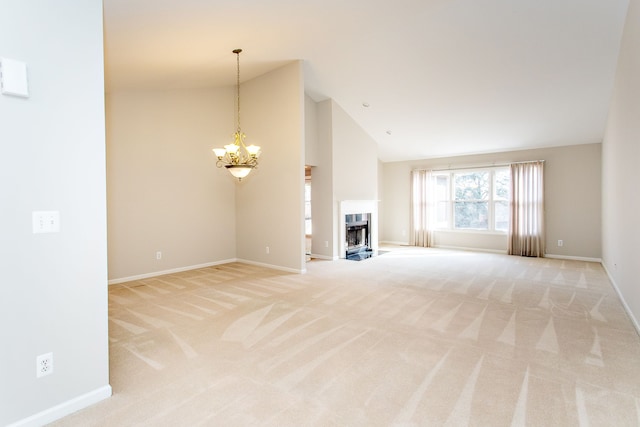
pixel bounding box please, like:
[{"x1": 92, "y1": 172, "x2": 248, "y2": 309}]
[{"x1": 305, "y1": 166, "x2": 312, "y2": 261}]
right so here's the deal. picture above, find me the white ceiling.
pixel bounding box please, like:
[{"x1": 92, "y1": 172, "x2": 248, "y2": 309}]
[{"x1": 103, "y1": 0, "x2": 629, "y2": 162}]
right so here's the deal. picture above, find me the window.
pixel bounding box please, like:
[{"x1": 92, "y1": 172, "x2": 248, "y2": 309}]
[
  {"x1": 305, "y1": 181, "x2": 312, "y2": 235},
  {"x1": 434, "y1": 167, "x2": 509, "y2": 232}
]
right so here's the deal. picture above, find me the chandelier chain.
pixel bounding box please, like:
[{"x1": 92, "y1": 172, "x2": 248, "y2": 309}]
[{"x1": 236, "y1": 50, "x2": 241, "y2": 133}]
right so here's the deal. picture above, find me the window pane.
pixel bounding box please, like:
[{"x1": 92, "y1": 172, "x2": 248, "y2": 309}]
[
  {"x1": 454, "y1": 201, "x2": 488, "y2": 229},
  {"x1": 494, "y1": 200, "x2": 509, "y2": 231},
  {"x1": 436, "y1": 201, "x2": 449, "y2": 228},
  {"x1": 455, "y1": 172, "x2": 489, "y2": 201},
  {"x1": 434, "y1": 174, "x2": 450, "y2": 229},
  {"x1": 436, "y1": 175, "x2": 449, "y2": 200},
  {"x1": 494, "y1": 169, "x2": 510, "y2": 200},
  {"x1": 305, "y1": 181, "x2": 312, "y2": 234}
]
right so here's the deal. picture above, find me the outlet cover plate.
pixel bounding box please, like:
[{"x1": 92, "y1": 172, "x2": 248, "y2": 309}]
[
  {"x1": 36, "y1": 352, "x2": 53, "y2": 378},
  {"x1": 0, "y1": 57, "x2": 29, "y2": 98}
]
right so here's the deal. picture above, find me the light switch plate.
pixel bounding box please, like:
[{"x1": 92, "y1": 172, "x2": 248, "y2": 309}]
[{"x1": 0, "y1": 57, "x2": 29, "y2": 98}]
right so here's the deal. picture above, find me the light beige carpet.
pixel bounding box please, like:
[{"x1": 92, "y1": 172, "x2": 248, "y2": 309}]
[{"x1": 51, "y1": 246, "x2": 640, "y2": 426}]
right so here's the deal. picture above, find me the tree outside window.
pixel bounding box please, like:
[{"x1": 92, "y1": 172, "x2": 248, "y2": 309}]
[{"x1": 454, "y1": 172, "x2": 489, "y2": 230}]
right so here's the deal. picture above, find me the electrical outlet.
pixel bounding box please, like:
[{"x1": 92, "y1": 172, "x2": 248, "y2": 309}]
[
  {"x1": 266, "y1": 246, "x2": 270, "y2": 254},
  {"x1": 32, "y1": 211, "x2": 60, "y2": 233},
  {"x1": 156, "y1": 251, "x2": 162, "y2": 260},
  {"x1": 36, "y1": 352, "x2": 53, "y2": 378},
  {"x1": 557, "y1": 240, "x2": 563, "y2": 247}
]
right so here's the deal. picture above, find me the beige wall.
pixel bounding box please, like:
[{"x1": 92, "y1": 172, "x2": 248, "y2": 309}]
[
  {"x1": 381, "y1": 144, "x2": 602, "y2": 259},
  {"x1": 305, "y1": 95, "x2": 320, "y2": 166},
  {"x1": 0, "y1": 1, "x2": 110, "y2": 425},
  {"x1": 106, "y1": 88, "x2": 237, "y2": 280},
  {"x1": 235, "y1": 61, "x2": 306, "y2": 272},
  {"x1": 107, "y1": 62, "x2": 306, "y2": 278},
  {"x1": 602, "y1": 0, "x2": 640, "y2": 326}
]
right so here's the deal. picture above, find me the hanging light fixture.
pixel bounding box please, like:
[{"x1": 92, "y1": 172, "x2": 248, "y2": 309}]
[{"x1": 212, "y1": 48, "x2": 261, "y2": 181}]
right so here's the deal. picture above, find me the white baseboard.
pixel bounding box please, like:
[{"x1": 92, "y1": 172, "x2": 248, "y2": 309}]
[
  {"x1": 309, "y1": 253, "x2": 337, "y2": 261},
  {"x1": 602, "y1": 262, "x2": 640, "y2": 336},
  {"x1": 433, "y1": 244, "x2": 508, "y2": 255},
  {"x1": 108, "y1": 259, "x2": 237, "y2": 285},
  {"x1": 8, "y1": 385, "x2": 112, "y2": 427},
  {"x1": 380, "y1": 240, "x2": 410, "y2": 246},
  {"x1": 109, "y1": 258, "x2": 307, "y2": 285},
  {"x1": 380, "y1": 244, "x2": 603, "y2": 262},
  {"x1": 544, "y1": 253, "x2": 602, "y2": 263},
  {"x1": 236, "y1": 258, "x2": 305, "y2": 274}
]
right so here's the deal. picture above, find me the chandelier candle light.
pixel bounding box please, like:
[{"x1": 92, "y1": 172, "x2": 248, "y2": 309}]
[{"x1": 212, "y1": 48, "x2": 261, "y2": 181}]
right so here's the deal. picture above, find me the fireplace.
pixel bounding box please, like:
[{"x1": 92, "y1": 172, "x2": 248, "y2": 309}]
[
  {"x1": 345, "y1": 213, "x2": 371, "y2": 259},
  {"x1": 339, "y1": 200, "x2": 378, "y2": 260}
]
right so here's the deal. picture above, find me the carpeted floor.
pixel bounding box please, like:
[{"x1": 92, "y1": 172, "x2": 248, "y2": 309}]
[{"x1": 51, "y1": 246, "x2": 640, "y2": 426}]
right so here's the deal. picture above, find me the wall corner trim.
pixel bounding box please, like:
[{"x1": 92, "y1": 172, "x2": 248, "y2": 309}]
[{"x1": 7, "y1": 385, "x2": 112, "y2": 427}]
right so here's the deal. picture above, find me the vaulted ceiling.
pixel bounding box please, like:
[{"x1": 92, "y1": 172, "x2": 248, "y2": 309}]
[{"x1": 103, "y1": 0, "x2": 629, "y2": 162}]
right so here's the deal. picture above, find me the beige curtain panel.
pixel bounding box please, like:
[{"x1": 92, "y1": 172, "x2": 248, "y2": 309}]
[
  {"x1": 410, "y1": 170, "x2": 434, "y2": 247},
  {"x1": 508, "y1": 161, "x2": 545, "y2": 257}
]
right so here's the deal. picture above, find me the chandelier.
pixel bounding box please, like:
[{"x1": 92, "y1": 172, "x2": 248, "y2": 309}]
[{"x1": 212, "y1": 49, "x2": 261, "y2": 181}]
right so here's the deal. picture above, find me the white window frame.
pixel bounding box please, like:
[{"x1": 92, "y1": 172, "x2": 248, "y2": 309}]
[{"x1": 433, "y1": 167, "x2": 509, "y2": 233}]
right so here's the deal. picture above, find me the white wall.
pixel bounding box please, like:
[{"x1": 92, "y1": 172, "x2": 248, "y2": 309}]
[
  {"x1": 308, "y1": 99, "x2": 335, "y2": 259},
  {"x1": 305, "y1": 96, "x2": 335, "y2": 259},
  {"x1": 235, "y1": 61, "x2": 306, "y2": 272},
  {"x1": 304, "y1": 98, "x2": 380, "y2": 259},
  {"x1": 106, "y1": 88, "x2": 237, "y2": 281},
  {"x1": 602, "y1": 0, "x2": 640, "y2": 326},
  {"x1": 330, "y1": 100, "x2": 380, "y2": 257},
  {"x1": 0, "y1": 1, "x2": 111, "y2": 425},
  {"x1": 382, "y1": 144, "x2": 602, "y2": 259},
  {"x1": 331, "y1": 101, "x2": 379, "y2": 202}
]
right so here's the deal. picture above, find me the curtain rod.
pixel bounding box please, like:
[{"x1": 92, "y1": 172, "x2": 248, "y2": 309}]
[{"x1": 416, "y1": 160, "x2": 545, "y2": 172}]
